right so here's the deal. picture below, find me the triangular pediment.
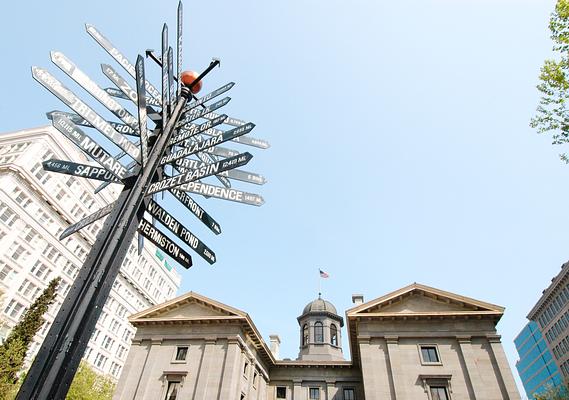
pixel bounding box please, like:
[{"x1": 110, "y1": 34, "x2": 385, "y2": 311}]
[
  {"x1": 347, "y1": 283, "x2": 504, "y2": 317},
  {"x1": 130, "y1": 291, "x2": 246, "y2": 322}
]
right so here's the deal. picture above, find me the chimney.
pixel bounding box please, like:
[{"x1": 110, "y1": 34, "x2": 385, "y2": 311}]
[
  {"x1": 269, "y1": 334, "x2": 281, "y2": 359},
  {"x1": 352, "y1": 294, "x2": 364, "y2": 305}
]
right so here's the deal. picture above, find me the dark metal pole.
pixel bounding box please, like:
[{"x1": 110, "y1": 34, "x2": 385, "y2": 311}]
[{"x1": 16, "y1": 86, "x2": 192, "y2": 400}]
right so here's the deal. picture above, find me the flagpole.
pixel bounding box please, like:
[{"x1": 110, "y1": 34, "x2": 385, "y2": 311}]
[{"x1": 318, "y1": 268, "x2": 321, "y2": 298}]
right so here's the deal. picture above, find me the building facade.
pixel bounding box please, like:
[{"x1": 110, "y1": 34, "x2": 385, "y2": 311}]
[
  {"x1": 114, "y1": 283, "x2": 521, "y2": 400},
  {"x1": 527, "y1": 262, "x2": 569, "y2": 380},
  {"x1": 514, "y1": 321, "x2": 562, "y2": 397},
  {"x1": 0, "y1": 126, "x2": 181, "y2": 379}
]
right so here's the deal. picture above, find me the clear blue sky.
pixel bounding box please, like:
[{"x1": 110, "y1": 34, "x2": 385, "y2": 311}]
[{"x1": 0, "y1": 0, "x2": 563, "y2": 395}]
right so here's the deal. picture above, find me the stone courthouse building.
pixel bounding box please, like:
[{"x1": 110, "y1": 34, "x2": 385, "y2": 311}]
[{"x1": 113, "y1": 283, "x2": 521, "y2": 400}]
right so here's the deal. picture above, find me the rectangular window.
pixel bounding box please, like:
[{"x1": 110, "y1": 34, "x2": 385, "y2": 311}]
[
  {"x1": 343, "y1": 388, "x2": 355, "y2": 400},
  {"x1": 175, "y1": 346, "x2": 188, "y2": 361},
  {"x1": 420, "y1": 345, "x2": 440, "y2": 364},
  {"x1": 309, "y1": 388, "x2": 320, "y2": 400},
  {"x1": 276, "y1": 387, "x2": 286, "y2": 399},
  {"x1": 0, "y1": 264, "x2": 13, "y2": 282},
  {"x1": 430, "y1": 386, "x2": 449, "y2": 400},
  {"x1": 165, "y1": 381, "x2": 180, "y2": 400}
]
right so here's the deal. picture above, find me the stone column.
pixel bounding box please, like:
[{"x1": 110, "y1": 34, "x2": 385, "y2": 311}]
[
  {"x1": 113, "y1": 339, "x2": 151, "y2": 400},
  {"x1": 385, "y1": 335, "x2": 407, "y2": 399},
  {"x1": 456, "y1": 336, "x2": 486, "y2": 400},
  {"x1": 487, "y1": 335, "x2": 521, "y2": 400},
  {"x1": 219, "y1": 338, "x2": 243, "y2": 400},
  {"x1": 325, "y1": 380, "x2": 336, "y2": 400},
  {"x1": 132, "y1": 338, "x2": 162, "y2": 399},
  {"x1": 193, "y1": 339, "x2": 216, "y2": 400},
  {"x1": 293, "y1": 379, "x2": 303, "y2": 400}
]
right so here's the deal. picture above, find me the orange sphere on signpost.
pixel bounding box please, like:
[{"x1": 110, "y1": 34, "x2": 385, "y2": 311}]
[{"x1": 180, "y1": 70, "x2": 202, "y2": 93}]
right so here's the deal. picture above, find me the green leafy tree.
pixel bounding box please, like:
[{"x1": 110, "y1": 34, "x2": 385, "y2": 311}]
[
  {"x1": 533, "y1": 383, "x2": 569, "y2": 399},
  {"x1": 531, "y1": 0, "x2": 569, "y2": 162},
  {"x1": 66, "y1": 361, "x2": 115, "y2": 400},
  {"x1": 0, "y1": 277, "x2": 60, "y2": 399}
]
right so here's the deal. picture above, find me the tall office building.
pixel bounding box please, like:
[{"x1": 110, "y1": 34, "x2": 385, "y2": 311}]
[
  {"x1": 525, "y1": 262, "x2": 569, "y2": 383},
  {"x1": 514, "y1": 321, "x2": 562, "y2": 397},
  {"x1": 0, "y1": 125, "x2": 181, "y2": 379}
]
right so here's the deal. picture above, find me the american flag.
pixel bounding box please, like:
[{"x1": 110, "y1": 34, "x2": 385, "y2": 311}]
[{"x1": 319, "y1": 269, "x2": 330, "y2": 279}]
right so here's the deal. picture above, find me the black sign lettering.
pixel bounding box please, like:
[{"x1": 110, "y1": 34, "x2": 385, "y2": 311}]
[
  {"x1": 161, "y1": 123, "x2": 255, "y2": 165},
  {"x1": 177, "y1": 181, "x2": 265, "y2": 206},
  {"x1": 137, "y1": 218, "x2": 192, "y2": 269},
  {"x1": 43, "y1": 159, "x2": 121, "y2": 183},
  {"x1": 147, "y1": 152, "x2": 253, "y2": 195},
  {"x1": 169, "y1": 189, "x2": 221, "y2": 235},
  {"x1": 146, "y1": 200, "x2": 216, "y2": 264}
]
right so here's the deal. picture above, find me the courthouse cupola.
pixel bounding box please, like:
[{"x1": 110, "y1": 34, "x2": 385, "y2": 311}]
[{"x1": 297, "y1": 295, "x2": 344, "y2": 361}]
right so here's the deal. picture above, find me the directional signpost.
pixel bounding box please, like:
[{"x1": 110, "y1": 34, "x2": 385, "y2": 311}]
[{"x1": 17, "y1": 3, "x2": 268, "y2": 399}]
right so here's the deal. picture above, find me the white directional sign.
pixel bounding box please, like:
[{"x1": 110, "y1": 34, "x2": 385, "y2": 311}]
[
  {"x1": 50, "y1": 51, "x2": 139, "y2": 131},
  {"x1": 135, "y1": 55, "x2": 149, "y2": 166},
  {"x1": 32, "y1": 67, "x2": 141, "y2": 163},
  {"x1": 51, "y1": 115, "x2": 129, "y2": 180},
  {"x1": 86, "y1": 24, "x2": 162, "y2": 103}
]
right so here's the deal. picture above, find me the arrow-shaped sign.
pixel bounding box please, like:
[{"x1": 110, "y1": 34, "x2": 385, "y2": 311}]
[
  {"x1": 175, "y1": 158, "x2": 266, "y2": 185},
  {"x1": 146, "y1": 200, "x2": 216, "y2": 264},
  {"x1": 103, "y1": 87, "x2": 160, "y2": 107},
  {"x1": 147, "y1": 152, "x2": 252, "y2": 195},
  {"x1": 42, "y1": 159, "x2": 121, "y2": 183},
  {"x1": 177, "y1": 181, "x2": 265, "y2": 206},
  {"x1": 177, "y1": 1, "x2": 183, "y2": 95},
  {"x1": 138, "y1": 218, "x2": 192, "y2": 269},
  {"x1": 176, "y1": 97, "x2": 231, "y2": 128},
  {"x1": 86, "y1": 24, "x2": 162, "y2": 103},
  {"x1": 161, "y1": 24, "x2": 169, "y2": 124},
  {"x1": 193, "y1": 150, "x2": 231, "y2": 188},
  {"x1": 51, "y1": 115, "x2": 129, "y2": 180},
  {"x1": 169, "y1": 188, "x2": 221, "y2": 235},
  {"x1": 135, "y1": 55, "x2": 149, "y2": 166},
  {"x1": 50, "y1": 51, "x2": 139, "y2": 131},
  {"x1": 168, "y1": 114, "x2": 227, "y2": 146},
  {"x1": 59, "y1": 201, "x2": 115, "y2": 240},
  {"x1": 183, "y1": 82, "x2": 235, "y2": 112},
  {"x1": 47, "y1": 110, "x2": 136, "y2": 136},
  {"x1": 32, "y1": 67, "x2": 141, "y2": 163},
  {"x1": 161, "y1": 123, "x2": 255, "y2": 166}
]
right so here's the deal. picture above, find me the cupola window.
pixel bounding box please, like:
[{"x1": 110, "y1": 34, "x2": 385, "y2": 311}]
[
  {"x1": 303, "y1": 324, "x2": 309, "y2": 346},
  {"x1": 314, "y1": 321, "x2": 324, "y2": 343},
  {"x1": 330, "y1": 324, "x2": 338, "y2": 346}
]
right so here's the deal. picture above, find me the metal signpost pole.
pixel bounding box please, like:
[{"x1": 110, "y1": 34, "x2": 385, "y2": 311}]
[
  {"x1": 15, "y1": 3, "x2": 269, "y2": 398},
  {"x1": 16, "y1": 85, "x2": 192, "y2": 400}
]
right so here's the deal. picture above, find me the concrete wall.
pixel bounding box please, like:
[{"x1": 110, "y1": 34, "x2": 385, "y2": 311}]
[
  {"x1": 355, "y1": 319, "x2": 520, "y2": 400},
  {"x1": 268, "y1": 365, "x2": 363, "y2": 400},
  {"x1": 112, "y1": 323, "x2": 270, "y2": 400}
]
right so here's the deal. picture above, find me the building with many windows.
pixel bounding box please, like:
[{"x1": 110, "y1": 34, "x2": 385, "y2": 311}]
[
  {"x1": 113, "y1": 283, "x2": 520, "y2": 400},
  {"x1": 514, "y1": 321, "x2": 562, "y2": 397},
  {"x1": 0, "y1": 126, "x2": 181, "y2": 379},
  {"x1": 527, "y1": 262, "x2": 569, "y2": 380}
]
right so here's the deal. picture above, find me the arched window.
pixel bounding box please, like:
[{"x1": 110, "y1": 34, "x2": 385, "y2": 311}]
[
  {"x1": 314, "y1": 321, "x2": 324, "y2": 343},
  {"x1": 330, "y1": 324, "x2": 338, "y2": 346},
  {"x1": 303, "y1": 324, "x2": 309, "y2": 346}
]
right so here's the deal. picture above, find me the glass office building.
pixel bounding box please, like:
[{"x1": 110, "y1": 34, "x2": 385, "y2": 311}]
[{"x1": 514, "y1": 321, "x2": 562, "y2": 397}]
